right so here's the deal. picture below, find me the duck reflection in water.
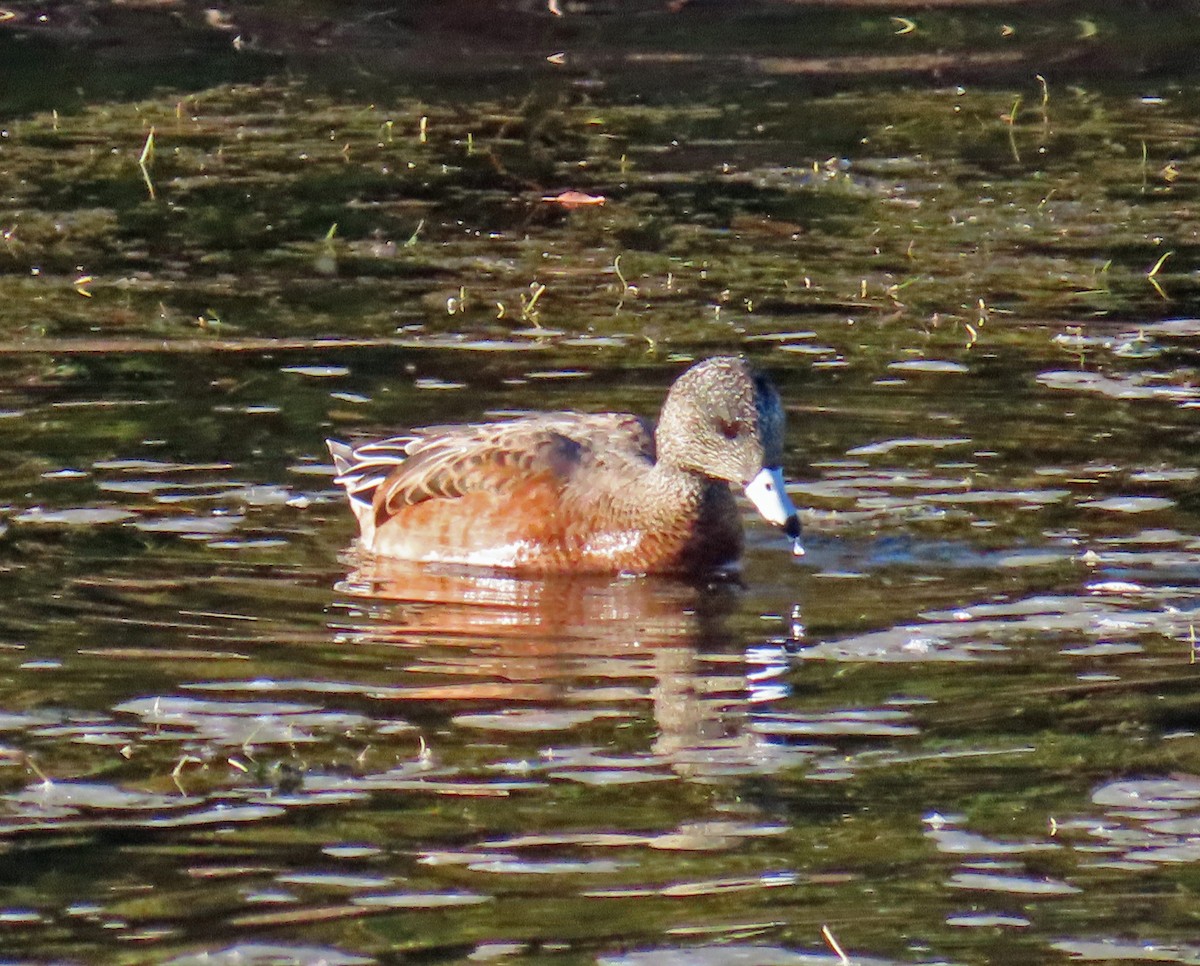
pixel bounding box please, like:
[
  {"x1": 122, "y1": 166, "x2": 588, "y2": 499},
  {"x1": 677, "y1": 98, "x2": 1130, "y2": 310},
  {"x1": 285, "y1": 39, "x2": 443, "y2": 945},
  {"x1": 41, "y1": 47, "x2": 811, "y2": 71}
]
[{"x1": 333, "y1": 557, "x2": 799, "y2": 780}]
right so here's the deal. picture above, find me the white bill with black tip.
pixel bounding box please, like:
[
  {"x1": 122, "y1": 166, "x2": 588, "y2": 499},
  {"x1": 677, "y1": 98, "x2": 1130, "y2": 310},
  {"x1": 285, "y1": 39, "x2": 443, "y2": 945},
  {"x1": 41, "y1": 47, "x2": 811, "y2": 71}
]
[{"x1": 743, "y1": 466, "x2": 803, "y2": 556}]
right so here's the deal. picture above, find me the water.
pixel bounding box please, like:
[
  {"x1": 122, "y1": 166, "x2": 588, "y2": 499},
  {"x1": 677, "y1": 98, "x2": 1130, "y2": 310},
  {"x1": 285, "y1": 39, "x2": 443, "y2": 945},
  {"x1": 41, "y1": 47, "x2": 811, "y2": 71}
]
[{"x1": 0, "y1": 4, "x2": 1199, "y2": 963}]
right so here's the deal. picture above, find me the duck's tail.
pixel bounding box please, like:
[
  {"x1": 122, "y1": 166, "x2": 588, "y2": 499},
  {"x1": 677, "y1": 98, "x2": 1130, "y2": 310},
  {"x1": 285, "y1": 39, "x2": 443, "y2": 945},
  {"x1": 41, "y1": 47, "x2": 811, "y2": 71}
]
[
  {"x1": 326, "y1": 438, "x2": 380, "y2": 545},
  {"x1": 326, "y1": 438, "x2": 355, "y2": 477}
]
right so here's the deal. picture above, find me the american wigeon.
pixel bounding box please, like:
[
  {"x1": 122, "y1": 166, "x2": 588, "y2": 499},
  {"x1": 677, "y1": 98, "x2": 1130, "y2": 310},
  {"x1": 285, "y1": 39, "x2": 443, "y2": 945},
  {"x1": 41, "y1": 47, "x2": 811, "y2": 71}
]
[{"x1": 327, "y1": 356, "x2": 801, "y2": 575}]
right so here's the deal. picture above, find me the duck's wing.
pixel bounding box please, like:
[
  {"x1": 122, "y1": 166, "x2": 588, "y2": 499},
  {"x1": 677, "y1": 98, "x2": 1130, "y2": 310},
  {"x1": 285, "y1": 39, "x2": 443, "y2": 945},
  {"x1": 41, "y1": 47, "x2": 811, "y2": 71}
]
[{"x1": 328, "y1": 413, "x2": 654, "y2": 527}]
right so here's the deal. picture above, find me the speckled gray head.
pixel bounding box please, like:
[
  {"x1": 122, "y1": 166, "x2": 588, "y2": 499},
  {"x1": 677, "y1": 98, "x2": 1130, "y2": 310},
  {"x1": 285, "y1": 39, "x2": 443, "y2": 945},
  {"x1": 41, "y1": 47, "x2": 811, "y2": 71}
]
[{"x1": 657, "y1": 356, "x2": 802, "y2": 555}]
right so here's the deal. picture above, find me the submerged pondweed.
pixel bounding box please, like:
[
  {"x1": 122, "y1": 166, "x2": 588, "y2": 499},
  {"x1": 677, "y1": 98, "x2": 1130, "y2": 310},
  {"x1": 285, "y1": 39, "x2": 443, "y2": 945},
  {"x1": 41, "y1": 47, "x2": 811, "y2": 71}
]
[{"x1": 1, "y1": 74, "x2": 1197, "y2": 350}]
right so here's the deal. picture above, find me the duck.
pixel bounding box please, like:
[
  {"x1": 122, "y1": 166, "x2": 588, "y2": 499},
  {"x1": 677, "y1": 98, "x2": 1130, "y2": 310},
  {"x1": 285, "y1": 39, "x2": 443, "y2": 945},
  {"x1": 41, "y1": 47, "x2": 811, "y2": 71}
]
[{"x1": 326, "y1": 356, "x2": 802, "y2": 575}]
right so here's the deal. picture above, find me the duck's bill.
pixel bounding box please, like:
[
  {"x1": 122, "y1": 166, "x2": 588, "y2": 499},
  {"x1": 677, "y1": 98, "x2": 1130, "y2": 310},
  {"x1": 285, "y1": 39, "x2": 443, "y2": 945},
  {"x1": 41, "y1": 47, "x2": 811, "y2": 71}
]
[{"x1": 744, "y1": 466, "x2": 804, "y2": 556}]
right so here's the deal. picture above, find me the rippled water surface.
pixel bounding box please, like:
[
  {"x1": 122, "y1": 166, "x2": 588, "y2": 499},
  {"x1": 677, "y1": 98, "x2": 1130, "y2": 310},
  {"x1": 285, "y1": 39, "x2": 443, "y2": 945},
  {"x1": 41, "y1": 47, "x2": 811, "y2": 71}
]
[{"x1": 1, "y1": 4, "x2": 1200, "y2": 963}]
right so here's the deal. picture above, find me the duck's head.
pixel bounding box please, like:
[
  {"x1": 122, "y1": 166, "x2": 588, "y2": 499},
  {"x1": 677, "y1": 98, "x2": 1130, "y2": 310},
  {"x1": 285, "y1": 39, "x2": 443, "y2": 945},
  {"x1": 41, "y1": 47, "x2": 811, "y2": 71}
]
[{"x1": 657, "y1": 356, "x2": 802, "y2": 553}]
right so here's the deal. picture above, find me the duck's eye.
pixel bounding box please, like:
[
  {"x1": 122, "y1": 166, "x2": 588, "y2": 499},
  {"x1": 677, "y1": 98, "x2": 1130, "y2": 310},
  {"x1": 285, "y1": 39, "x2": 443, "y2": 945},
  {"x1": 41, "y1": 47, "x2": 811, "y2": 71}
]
[{"x1": 718, "y1": 418, "x2": 744, "y2": 440}]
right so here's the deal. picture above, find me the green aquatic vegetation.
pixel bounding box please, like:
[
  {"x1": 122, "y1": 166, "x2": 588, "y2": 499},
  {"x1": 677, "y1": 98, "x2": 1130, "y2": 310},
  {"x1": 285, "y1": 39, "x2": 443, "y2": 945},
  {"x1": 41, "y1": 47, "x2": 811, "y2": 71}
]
[{"x1": 0, "y1": 78, "x2": 1195, "y2": 352}]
